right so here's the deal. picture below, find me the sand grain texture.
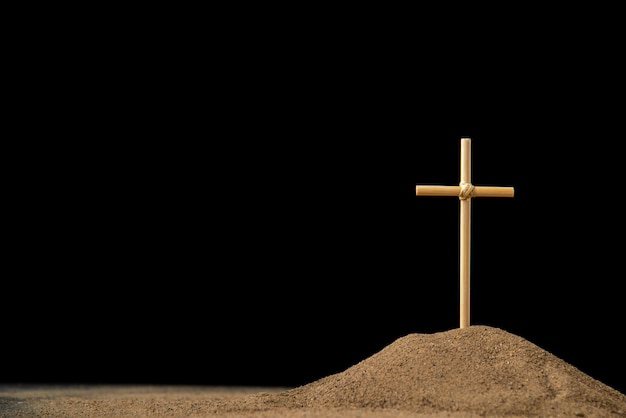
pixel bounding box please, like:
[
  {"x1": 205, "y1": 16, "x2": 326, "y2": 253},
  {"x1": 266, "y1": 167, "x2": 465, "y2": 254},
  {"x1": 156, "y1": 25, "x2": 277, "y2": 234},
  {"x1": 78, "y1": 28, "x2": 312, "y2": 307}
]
[{"x1": 2, "y1": 325, "x2": 625, "y2": 417}]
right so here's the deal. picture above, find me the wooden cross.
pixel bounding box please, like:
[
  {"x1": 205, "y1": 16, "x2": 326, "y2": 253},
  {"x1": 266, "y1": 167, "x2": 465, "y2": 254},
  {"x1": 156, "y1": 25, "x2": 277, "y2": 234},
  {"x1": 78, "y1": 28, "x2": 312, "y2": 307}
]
[{"x1": 415, "y1": 138, "x2": 514, "y2": 329}]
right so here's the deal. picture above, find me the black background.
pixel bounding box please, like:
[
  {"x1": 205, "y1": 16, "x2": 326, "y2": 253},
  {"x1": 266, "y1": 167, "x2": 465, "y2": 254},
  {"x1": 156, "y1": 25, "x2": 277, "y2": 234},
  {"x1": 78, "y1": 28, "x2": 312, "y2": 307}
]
[{"x1": 5, "y1": 6, "x2": 624, "y2": 396}]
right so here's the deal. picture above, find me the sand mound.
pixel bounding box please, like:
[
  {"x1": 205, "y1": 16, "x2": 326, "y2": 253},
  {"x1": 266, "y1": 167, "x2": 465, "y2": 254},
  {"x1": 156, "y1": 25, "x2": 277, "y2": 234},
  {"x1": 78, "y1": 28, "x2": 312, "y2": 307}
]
[
  {"x1": 5, "y1": 325, "x2": 625, "y2": 417},
  {"x1": 208, "y1": 325, "x2": 626, "y2": 417}
]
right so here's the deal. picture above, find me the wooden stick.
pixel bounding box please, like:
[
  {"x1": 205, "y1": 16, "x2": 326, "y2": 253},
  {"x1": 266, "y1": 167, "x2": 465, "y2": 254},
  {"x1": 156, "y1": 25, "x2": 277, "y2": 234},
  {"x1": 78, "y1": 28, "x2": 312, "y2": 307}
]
[
  {"x1": 415, "y1": 185, "x2": 514, "y2": 197},
  {"x1": 459, "y1": 138, "x2": 471, "y2": 329}
]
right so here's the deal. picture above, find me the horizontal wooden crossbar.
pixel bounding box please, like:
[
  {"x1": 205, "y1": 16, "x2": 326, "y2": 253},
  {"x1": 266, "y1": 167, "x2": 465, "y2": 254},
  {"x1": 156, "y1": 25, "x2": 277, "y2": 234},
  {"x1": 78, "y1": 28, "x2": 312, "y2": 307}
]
[{"x1": 415, "y1": 185, "x2": 514, "y2": 198}]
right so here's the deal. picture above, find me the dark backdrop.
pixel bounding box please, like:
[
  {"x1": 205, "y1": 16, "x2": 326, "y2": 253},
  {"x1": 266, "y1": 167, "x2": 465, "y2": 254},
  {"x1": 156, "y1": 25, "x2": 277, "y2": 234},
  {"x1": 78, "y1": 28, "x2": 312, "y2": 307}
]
[{"x1": 5, "y1": 6, "x2": 624, "y2": 396}]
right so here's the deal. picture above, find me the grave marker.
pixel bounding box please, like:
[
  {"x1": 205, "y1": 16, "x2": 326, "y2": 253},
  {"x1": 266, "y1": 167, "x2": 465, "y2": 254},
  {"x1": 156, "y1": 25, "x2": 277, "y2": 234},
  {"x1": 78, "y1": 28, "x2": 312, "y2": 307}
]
[{"x1": 416, "y1": 138, "x2": 514, "y2": 328}]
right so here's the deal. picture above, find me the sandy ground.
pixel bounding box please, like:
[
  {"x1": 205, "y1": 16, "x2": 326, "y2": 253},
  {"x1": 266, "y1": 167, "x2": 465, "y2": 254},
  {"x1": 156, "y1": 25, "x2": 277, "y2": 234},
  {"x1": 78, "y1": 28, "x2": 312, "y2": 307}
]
[
  {"x1": 2, "y1": 326, "x2": 625, "y2": 417},
  {"x1": 0, "y1": 384, "x2": 518, "y2": 417}
]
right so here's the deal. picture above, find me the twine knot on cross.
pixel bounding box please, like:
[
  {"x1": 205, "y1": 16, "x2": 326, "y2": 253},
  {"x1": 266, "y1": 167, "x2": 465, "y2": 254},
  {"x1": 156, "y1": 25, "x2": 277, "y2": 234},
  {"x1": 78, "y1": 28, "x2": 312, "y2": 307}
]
[{"x1": 458, "y1": 181, "x2": 475, "y2": 200}]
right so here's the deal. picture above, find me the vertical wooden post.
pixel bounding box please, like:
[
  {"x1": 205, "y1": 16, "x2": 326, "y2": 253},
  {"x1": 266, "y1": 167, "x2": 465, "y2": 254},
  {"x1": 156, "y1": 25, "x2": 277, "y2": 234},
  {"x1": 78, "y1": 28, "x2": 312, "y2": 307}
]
[{"x1": 459, "y1": 138, "x2": 471, "y2": 329}]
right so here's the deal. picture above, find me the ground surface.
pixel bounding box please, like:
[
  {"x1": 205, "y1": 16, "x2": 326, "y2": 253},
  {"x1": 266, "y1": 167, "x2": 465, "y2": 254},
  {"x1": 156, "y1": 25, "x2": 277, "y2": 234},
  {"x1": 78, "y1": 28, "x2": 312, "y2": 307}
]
[{"x1": 2, "y1": 326, "x2": 625, "y2": 417}]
